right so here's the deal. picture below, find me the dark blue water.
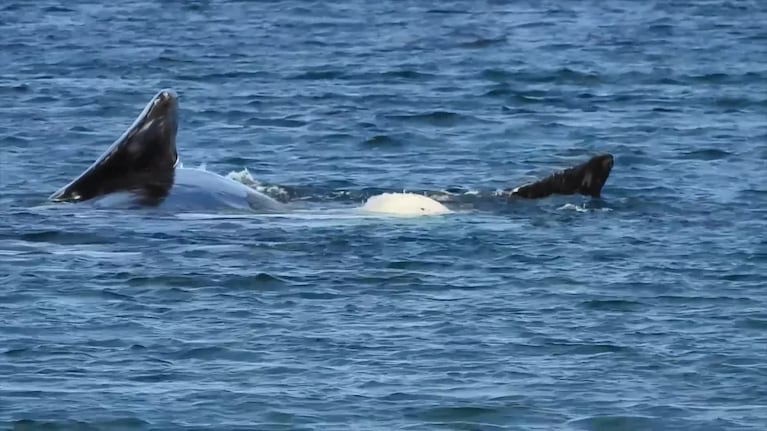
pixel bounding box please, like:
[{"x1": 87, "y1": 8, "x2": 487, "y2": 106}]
[{"x1": 2, "y1": 1, "x2": 766, "y2": 430}]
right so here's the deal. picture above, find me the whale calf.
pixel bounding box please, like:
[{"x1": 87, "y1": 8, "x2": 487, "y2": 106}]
[{"x1": 49, "y1": 89, "x2": 284, "y2": 212}]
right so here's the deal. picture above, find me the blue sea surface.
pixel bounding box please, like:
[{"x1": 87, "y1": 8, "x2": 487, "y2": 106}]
[{"x1": 1, "y1": 1, "x2": 766, "y2": 430}]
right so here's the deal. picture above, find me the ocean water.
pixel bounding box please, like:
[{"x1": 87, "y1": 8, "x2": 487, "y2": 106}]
[{"x1": 1, "y1": 0, "x2": 766, "y2": 429}]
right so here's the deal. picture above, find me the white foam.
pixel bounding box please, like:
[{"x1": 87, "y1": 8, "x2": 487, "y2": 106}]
[
  {"x1": 226, "y1": 167, "x2": 258, "y2": 186},
  {"x1": 557, "y1": 203, "x2": 613, "y2": 213},
  {"x1": 226, "y1": 168, "x2": 290, "y2": 201},
  {"x1": 359, "y1": 192, "x2": 452, "y2": 216},
  {"x1": 558, "y1": 203, "x2": 588, "y2": 212}
]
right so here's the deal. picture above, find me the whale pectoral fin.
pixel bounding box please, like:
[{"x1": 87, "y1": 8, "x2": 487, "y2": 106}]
[
  {"x1": 508, "y1": 154, "x2": 613, "y2": 199},
  {"x1": 49, "y1": 89, "x2": 179, "y2": 206}
]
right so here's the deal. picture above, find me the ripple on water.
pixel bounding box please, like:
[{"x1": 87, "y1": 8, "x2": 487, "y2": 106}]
[
  {"x1": 383, "y1": 111, "x2": 480, "y2": 127},
  {"x1": 361, "y1": 134, "x2": 405, "y2": 148},
  {"x1": 9, "y1": 418, "x2": 151, "y2": 431},
  {"x1": 579, "y1": 298, "x2": 646, "y2": 312},
  {"x1": 567, "y1": 415, "x2": 661, "y2": 431}
]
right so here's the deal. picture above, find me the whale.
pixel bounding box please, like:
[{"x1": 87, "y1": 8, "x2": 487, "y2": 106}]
[
  {"x1": 49, "y1": 89, "x2": 613, "y2": 216},
  {"x1": 49, "y1": 89, "x2": 284, "y2": 212}
]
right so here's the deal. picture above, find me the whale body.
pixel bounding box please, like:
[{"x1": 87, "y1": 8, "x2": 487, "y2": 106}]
[{"x1": 360, "y1": 192, "x2": 452, "y2": 216}]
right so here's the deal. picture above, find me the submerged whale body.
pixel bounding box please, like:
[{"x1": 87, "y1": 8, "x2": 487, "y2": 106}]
[
  {"x1": 360, "y1": 154, "x2": 614, "y2": 215},
  {"x1": 49, "y1": 89, "x2": 284, "y2": 212}
]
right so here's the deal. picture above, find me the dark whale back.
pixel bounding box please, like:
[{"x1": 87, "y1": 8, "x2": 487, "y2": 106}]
[
  {"x1": 50, "y1": 89, "x2": 179, "y2": 206},
  {"x1": 509, "y1": 154, "x2": 614, "y2": 199}
]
